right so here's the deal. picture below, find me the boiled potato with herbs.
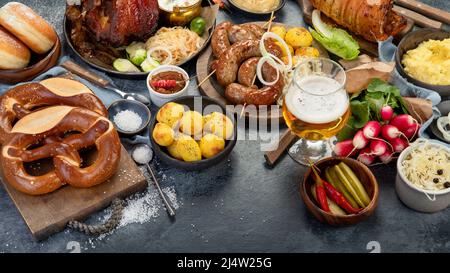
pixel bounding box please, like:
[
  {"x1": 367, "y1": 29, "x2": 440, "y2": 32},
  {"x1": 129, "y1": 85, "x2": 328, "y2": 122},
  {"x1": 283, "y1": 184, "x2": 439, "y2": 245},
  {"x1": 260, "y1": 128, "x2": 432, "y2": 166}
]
[
  {"x1": 176, "y1": 134, "x2": 202, "y2": 162},
  {"x1": 203, "y1": 112, "x2": 234, "y2": 140},
  {"x1": 270, "y1": 26, "x2": 287, "y2": 40},
  {"x1": 285, "y1": 27, "x2": 313, "y2": 48},
  {"x1": 179, "y1": 111, "x2": 203, "y2": 136},
  {"x1": 166, "y1": 137, "x2": 183, "y2": 160},
  {"x1": 152, "y1": 123, "x2": 175, "y2": 146},
  {"x1": 295, "y1": 47, "x2": 320, "y2": 58},
  {"x1": 156, "y1": 102, "x2": 185, "y2": 128},
  {"x1": 199, "y1": 134, "x2": 225, "y2": 158},
  {"x1": 275, "y1": 41, "x2": 294, "y2": 57}
]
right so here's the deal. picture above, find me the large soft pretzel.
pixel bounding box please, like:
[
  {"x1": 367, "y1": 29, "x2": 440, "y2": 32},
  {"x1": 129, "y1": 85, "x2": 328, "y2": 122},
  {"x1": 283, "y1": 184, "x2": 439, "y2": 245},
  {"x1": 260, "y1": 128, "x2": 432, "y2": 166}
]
[
  {"x1": 1, "y1": 106, "x2": 121, "y2": 195},
  {"x1": 0, "y1": 77, "x2": 107, "y2": 144}
]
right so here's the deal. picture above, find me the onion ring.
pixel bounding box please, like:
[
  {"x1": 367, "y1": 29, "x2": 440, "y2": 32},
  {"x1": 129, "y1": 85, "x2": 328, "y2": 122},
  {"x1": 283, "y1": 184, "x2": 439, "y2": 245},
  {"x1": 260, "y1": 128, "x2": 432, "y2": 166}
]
[
  {"x1": 147, "y1": 47, "x2": 173, "y2": 65},
  {"x1": 257, "y1": 56, "x2": 280, "y2": 86},
  {"x1": 260, "y1": 32, "x2": 292, "y2": 71}
]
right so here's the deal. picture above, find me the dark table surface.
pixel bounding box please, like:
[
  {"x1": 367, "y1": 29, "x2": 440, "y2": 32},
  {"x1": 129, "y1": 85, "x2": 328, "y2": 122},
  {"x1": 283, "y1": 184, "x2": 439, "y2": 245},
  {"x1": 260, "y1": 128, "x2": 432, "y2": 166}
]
[{"x1": 0, "y1": 0, "x2": 449, "y2": 253}]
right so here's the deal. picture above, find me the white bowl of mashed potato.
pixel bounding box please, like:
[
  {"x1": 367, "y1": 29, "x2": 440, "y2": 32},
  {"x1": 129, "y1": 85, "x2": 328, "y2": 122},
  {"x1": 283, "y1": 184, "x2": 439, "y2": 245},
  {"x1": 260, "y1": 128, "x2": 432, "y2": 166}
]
[
  {"x1": 396, "y1": 139, "x2": 450, "y2": 213},
  {"x1": 229, "y1": 0, "x2": 285, "y2": 15},
  {"x1": 395, "y1": 28, "x2": 450, "y2": 96}
]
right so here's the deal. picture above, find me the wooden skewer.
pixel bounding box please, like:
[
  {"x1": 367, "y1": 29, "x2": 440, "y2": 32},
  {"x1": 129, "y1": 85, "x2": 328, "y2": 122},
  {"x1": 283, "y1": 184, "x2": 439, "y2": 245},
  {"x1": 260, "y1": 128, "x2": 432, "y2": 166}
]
[
  {"x1": 262, "y1": 16, "x2": 277, "y2": 29},
  {"x1": 197, "y1": 69, "x2": 216, "y2": 88},
  {"x1": 266, "y1": 11, "x2": 276, "y2": 31},
  {"x1": 239, "y1": 103, "x2": 247, "y2": 119}
]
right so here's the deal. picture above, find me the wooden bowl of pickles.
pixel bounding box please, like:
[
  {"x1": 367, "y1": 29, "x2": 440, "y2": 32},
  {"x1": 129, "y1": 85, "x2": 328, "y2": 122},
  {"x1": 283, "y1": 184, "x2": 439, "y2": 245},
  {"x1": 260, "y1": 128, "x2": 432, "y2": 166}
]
[{"x1": 301, "y1": 157, "x2": 379, "y2": 226}]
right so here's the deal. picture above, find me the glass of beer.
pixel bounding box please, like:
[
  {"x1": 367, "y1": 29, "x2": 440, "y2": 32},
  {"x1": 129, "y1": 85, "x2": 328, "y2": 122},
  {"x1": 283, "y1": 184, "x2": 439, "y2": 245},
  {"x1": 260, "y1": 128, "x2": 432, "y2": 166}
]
[{"x1": 282, "y1": 58, "x2": 349, "y2": 165}]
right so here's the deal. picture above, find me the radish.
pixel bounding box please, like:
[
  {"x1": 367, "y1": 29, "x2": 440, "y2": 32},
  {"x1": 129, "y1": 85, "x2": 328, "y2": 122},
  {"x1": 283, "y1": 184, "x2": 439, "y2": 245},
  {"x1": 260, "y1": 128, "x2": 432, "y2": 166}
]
[
  {"x1": 381, "y1": 124, "x2": 402, "y2": 141},
  {"x1": 357, "y1": 147, "x2": 376, "y2": 165},
  {"x1": 353, "y1": 130, "x2": 369, "y2": 149},
  {"x1": 363, "y1": 121, "x2": 381, "y2": 139},
  {"x1": 381, "y1": 105, "x2": 394, "y2": 121},
  {"x1": 334, "y1": 139, "x2": 357, "y2": 157},
  {"x1": 370, "y1": 139, "x2": 388, "y2": 156},
  {"x1": 390, "y1": 137, "x2": 409, "y2": 153},
  {"x1": 404, "y1": 123, "x2": 420, "y2": 139},
  {"x1": 379, "y1": 150, "x2": 394, "y2": 164},
  {"x1": 389, "y1": 114, "x2": 415, "y2": 133}
]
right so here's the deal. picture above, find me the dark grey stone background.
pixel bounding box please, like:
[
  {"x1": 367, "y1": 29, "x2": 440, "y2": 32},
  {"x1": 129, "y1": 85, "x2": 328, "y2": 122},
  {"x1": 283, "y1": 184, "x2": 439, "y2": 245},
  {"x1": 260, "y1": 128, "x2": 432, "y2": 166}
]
[{"x1": 0, "y1": 0, "x2": 449, "y2": 253}]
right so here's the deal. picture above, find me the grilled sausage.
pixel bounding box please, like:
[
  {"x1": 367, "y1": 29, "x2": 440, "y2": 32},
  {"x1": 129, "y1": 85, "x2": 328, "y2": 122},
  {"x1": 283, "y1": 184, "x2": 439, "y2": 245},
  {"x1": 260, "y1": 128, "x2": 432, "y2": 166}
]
[
  {"x1": 237, "y1": 57, "x2": 260, "y2": 87},
  {"x1": 211, "y1": 21, "x2": 232, "y2": 58},
  {"x1": 215, "y1": 40, "x2": 261, "y2": 87},
  {"x1": 225, "y1": 61, "x2": 284, "y2": 106}
]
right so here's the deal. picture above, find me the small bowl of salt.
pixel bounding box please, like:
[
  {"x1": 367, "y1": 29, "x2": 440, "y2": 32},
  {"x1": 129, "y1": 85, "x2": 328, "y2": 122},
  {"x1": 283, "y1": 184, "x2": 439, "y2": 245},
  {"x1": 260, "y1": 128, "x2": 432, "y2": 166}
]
[{"x1": 108, "y1": 100, "x2": 151, "y2": 136}]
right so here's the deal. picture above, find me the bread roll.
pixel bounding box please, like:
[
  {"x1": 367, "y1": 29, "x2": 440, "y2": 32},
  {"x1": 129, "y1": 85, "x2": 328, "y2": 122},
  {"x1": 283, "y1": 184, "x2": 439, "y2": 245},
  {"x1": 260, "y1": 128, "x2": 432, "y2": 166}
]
[
  {"x1": 0, "y1": 2, "x2": 57, "y2": 54},
  {"x1": 0, "y1": 26, "x2": 30, "y2": 69}
]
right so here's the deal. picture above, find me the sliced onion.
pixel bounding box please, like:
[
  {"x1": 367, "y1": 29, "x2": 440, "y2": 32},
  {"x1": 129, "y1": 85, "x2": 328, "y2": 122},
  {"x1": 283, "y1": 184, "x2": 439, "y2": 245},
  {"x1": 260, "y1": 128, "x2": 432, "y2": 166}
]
[
  {"x1": 257, "y1": 56, "x2": 280, "y2": 86},
  {"x1": 147, "y1": 47, "x2": 173, "y2": 65},
  {"x1": 260, "y1": 32, "x2": 292, "y2": 71},
  {"x1": 437, "y1": 115, "x2": 450, "y2": 142}
]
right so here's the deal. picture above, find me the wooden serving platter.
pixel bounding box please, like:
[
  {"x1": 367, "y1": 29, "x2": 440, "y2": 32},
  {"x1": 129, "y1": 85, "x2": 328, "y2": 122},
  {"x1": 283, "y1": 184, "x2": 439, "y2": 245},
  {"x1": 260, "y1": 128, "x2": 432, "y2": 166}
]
[
  {"x1": 196, "y1": 22, "x2": 329, "y2": 123},
  {"x1": 0, "y1": 146, "x2": 146, "y2": 241},
  {"x1": 297, "y1": 0, "x2": 415, "y2": 57}
]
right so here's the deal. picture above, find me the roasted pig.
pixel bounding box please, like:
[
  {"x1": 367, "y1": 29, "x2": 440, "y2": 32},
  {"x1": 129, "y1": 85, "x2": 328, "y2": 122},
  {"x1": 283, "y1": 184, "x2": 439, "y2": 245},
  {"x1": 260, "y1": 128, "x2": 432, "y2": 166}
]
[{"x1": 310, "y1": 0, "x2": 407, "y2": 42}]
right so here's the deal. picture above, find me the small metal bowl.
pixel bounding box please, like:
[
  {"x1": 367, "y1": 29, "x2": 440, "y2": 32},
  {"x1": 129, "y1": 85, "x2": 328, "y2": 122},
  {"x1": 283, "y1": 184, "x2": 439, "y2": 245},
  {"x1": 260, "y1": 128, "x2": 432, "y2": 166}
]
[
  {"x1": 108, "y1": 99, "x2": 151, "y2": 136},
  {"x1": 395, "y1": 28, "x2": 450, "y2": 96}
]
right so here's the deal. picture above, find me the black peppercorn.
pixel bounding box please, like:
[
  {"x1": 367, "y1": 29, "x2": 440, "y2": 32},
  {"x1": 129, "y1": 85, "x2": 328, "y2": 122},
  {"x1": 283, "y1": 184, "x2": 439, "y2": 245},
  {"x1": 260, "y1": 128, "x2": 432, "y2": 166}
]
[
  {"x1": 437, "y1": 169, "x2": 444, "y2": 175},
  {"x1": 433, "y1": 178, "x2": 440, "y2": 184},
  {"x1": 444, "y1": 182, "x2": 450, "y2": 188}
]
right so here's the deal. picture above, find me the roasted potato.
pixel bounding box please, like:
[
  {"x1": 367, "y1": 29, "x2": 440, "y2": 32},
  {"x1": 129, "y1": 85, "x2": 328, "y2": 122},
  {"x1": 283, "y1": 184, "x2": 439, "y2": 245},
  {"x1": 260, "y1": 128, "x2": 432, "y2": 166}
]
[
  {"x1": 152, "y1": 123, "x2": 174, "y2": 146},
  {"x1": 176, "y1": 134, "x2": 202, "y2": 162},
  {"x1": 179, "y1": 111, "x2": 203, "y2": 136},
  {"x1": 199, "y1": 134, "x2": 225, "y2": 158},
  {"x1": 156, "y1": 102, "x2": 185, "y2": 128},
  {"x1": 203, "y1": 112, "x2": 234, "y2": 140}
]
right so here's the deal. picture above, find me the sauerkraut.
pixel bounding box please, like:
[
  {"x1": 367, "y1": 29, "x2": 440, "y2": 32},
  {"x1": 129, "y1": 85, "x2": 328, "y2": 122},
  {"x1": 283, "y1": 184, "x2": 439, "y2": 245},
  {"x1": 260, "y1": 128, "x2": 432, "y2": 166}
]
[{"x1": 401, "y1": 142, "x2": 450, "y2": 191}]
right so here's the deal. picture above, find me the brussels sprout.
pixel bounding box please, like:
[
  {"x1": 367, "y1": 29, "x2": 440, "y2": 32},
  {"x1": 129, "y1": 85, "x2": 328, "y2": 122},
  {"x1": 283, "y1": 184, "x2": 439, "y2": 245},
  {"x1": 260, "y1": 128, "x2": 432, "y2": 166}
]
[{"x1": 113, "y1": 59, "x2": 140, "y2": 72}]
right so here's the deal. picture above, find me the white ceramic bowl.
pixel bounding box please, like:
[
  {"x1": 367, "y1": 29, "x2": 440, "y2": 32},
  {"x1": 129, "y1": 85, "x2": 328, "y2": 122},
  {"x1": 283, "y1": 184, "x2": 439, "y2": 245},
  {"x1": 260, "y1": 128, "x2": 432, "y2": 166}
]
[
  {"x1": 396, "y1": 140, "x2": 450, "y2": 213},
  {"x1": 146, "y1": 65, "x2": 189, "y2": 107}
]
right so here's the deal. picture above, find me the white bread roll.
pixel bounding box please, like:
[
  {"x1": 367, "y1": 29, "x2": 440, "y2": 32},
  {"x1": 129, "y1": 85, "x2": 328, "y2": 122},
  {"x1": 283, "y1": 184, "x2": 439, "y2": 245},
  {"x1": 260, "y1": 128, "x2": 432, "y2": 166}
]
[
  {"x1": 0, "y1": 2, "x2": 57, "y2": 54},
  {"x1": 0, "y1": 26, "x2": 30, "y2": 69}
]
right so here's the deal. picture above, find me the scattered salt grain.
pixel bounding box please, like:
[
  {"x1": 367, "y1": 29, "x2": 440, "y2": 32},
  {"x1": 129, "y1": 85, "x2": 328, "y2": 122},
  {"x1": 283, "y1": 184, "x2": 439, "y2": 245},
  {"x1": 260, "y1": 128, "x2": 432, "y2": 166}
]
[{"x1": 113, "y1": 110, "x2": 142, "y2": 132}]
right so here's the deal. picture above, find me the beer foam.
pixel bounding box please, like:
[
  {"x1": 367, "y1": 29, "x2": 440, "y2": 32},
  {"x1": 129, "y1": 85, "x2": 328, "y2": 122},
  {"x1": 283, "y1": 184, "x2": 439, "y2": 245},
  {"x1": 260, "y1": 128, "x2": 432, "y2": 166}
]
[{"x1": 285, "y1": 75, "x2": 348, "y2": 124}]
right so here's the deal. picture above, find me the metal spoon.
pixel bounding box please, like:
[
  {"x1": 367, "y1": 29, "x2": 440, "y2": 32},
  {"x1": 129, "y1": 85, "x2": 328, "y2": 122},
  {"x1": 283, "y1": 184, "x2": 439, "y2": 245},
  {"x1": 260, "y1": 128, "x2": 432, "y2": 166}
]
[
  {"x1": 131, "y1": 144, "x2": 176, "y2": 217},
  {"x1": 107, "y1": 85, "x2": 150, "y2": 105}
]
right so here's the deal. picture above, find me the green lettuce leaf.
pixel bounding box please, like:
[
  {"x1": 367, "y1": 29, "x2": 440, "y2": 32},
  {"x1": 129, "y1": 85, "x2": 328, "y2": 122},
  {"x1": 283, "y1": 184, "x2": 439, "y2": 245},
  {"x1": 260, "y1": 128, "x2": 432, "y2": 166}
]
[{"x1": 310, "y1": 10, "x2": 360, "y2": 60}]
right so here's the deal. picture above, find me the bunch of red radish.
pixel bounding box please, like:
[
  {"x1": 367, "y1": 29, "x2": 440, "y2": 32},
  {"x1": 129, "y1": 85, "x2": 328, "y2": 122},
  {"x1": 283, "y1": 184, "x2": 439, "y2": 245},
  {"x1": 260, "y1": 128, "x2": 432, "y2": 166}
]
[{"x1": 334, "y1": 105, "x2": 420, "y2": 165}]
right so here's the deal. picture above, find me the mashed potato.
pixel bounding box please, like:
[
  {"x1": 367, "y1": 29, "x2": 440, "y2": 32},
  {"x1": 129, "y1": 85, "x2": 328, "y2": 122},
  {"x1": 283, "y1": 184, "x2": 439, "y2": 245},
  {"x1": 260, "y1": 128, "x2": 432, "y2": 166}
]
[{"x1": 402, "y1": 38, "x2": 450, "y2": 85}]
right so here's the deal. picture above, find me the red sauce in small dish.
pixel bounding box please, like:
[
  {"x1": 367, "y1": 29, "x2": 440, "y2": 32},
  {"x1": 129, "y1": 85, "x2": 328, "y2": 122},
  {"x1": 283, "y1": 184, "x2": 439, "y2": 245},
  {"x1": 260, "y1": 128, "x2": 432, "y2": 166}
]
[{"x1": 150, "y1": 71, "x2": 186, "y2": 94}]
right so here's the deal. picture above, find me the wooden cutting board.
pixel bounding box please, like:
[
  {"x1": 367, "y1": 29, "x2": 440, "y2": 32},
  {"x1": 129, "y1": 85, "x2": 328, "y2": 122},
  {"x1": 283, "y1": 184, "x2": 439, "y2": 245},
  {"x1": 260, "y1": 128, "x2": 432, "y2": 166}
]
[
  {"x1": 0, "y1": 145, "x2": 147, "y2": 241},
  {"x1": 297, "y1": 0, "x2": 415, "y2": 56}
]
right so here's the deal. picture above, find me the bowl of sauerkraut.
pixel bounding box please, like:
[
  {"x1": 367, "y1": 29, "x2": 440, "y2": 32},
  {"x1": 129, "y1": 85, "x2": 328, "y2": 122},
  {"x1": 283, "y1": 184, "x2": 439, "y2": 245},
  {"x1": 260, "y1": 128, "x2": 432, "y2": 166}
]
[{"x1": 396, "y1": 139, "x2": 450, "y2": 213}]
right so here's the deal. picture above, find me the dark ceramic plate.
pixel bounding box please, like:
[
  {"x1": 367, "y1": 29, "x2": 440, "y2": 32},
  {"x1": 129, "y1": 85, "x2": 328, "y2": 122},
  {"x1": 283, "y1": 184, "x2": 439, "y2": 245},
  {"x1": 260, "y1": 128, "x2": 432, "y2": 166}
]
[
  {"x1": 430, "y1": 100, "x2": 450, "y2": 144},
  {"x1": 63, "y1": 13, "x2": 215, "y2": 78},
  {"x1": 108, "y1": 99, "x2": 151, "y2": 136},
  {"x1": 395, "y1": 28, "x2": 450, "y2": 96},
  {"x1": 228, "y1": 0, "x2": 286, "y2": 16},
  {"x1": 149, "y1": 96, "x2": 237, "y2": 171}
]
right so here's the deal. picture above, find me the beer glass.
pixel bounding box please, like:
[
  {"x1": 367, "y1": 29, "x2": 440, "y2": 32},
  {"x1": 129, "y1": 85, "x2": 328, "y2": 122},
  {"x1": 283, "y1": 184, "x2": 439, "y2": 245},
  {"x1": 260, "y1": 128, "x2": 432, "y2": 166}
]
[{"x1": 282, "y1": 58, "x2": 349, "y2": 165}]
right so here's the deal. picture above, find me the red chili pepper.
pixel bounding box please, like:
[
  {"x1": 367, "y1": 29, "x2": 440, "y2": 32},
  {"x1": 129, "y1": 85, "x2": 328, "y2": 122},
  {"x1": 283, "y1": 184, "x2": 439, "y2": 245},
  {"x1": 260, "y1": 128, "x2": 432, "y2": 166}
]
[
  {"x1": 151, "y1": 79, "x2": 177, "y2": 89},
  {"x1": 212, "y1": 0, "x2": 225, "y2": 8},
  {"x1": 323, "y1": 181, "x2": 361, "y2": 214},
  {"x1": 311, "y1": 166, "x2": 330, "y2": 213}
]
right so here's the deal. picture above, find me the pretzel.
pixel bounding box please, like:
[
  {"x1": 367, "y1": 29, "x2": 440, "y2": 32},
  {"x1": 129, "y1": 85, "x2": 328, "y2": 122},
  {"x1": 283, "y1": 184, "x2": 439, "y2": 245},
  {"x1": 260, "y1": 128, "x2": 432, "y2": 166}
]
[
  {"x1": 0, "y1": 77, "x2": 107, "y2": 144},
  {"x1": 1, "y1": 106, "x2": 121, "y2": 195}
]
